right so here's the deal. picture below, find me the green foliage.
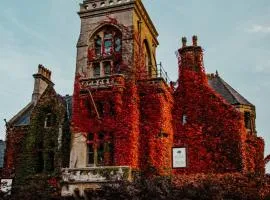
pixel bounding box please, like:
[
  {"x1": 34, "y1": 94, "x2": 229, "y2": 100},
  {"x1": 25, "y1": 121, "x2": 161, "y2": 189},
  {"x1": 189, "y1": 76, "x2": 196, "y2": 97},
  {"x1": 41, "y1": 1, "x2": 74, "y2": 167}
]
[
  {"x1": 1, "y1": 173, "x2": 270, "y2": 200},
  {"x1": 13, "y1": 86, "x2": 71, "y2": 191}
]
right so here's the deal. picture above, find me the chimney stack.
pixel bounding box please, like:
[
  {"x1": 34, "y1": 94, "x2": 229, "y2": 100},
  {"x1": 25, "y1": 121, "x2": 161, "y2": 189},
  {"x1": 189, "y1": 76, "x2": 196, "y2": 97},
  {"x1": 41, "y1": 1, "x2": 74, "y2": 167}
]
[
  {"x1": 178, "y1": 35, "x2": 204, "y2": 73},
  {"x1": 32, "y1": 64, "x2": 54, "y2": 104}
]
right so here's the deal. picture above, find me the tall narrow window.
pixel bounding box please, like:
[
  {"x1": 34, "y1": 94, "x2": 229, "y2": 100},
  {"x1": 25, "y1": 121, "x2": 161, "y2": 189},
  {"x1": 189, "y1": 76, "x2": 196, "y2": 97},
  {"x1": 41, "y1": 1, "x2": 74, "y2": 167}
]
[
  {"x1": 87, "y1": 133, "x2": 95, "y2": 166},
  {"x1": 244, "y1": 111, "x2": 251, "y2": 129},
  {"x1": 97, "y1": 132, "x2": 105, "y2": 166},
  {"x1": 93, "y1": 63, "x2": 100, "y2": 77},
  {"x1": 94, "y1": 35, "x2": 102, "y2": 56},
  {"x1": 103, "y1": 61, "x2": 111, "y2": 76},
  {"x1": 114, "y1": 37, "x2": 121, "y2": 52},
  {"x1": 144, "y1": 41, "x2": 152, "y2": 78},
  {"x1": 105, "y1": 133, "x2": 114, "y2": 165}
]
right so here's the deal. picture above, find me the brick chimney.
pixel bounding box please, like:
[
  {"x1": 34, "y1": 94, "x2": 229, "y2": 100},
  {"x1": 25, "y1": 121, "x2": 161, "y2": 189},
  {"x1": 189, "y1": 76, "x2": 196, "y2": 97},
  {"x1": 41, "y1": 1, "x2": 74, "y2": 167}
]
[
  {"x1": 32, "y1": 64, "x2": 54, "y2": 104},
  {"x1": 178, "y1": 35, "x2": 204, "y2": 73}
]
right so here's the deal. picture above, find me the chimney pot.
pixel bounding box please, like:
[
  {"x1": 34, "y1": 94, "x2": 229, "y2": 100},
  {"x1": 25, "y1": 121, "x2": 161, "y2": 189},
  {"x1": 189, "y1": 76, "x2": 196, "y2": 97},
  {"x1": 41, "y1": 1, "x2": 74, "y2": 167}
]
[
  {"x1": 182, "y1": 37, "x2": 187, "y2": 47},
  {"x1": 192, "y1": 35, "x2": 198, "y2": 46}
]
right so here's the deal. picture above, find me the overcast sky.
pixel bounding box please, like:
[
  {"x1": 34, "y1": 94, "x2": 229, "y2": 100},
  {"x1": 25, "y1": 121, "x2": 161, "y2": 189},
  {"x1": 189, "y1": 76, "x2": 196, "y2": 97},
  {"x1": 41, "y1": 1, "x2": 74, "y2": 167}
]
[{"x1": 0, "y1": 0, "x2": 269, "y2": 171}]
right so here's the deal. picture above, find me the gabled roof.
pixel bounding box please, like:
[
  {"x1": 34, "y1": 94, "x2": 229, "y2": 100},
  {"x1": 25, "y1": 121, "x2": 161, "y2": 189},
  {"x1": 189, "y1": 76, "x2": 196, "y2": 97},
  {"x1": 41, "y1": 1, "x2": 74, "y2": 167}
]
[
  {"x1": 207, "y1": 74, "x2": 254, "y2": 107},
  {"x1": 8, "y1": 94, "x2": 73, "y2": 127},
  {"x1": 8, "y1": 102, "x2": 35, "y2": 127}
]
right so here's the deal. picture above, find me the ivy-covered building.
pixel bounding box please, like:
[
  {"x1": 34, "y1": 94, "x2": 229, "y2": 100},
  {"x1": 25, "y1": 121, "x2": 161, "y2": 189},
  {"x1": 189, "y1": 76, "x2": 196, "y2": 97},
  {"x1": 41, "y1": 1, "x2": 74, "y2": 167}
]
[
  {"x1": 2, "y1": 0, "x2": 266, "y2": 198},
  {"x1": 3, "y1": 65, "x2": 71, "y2": 180}
]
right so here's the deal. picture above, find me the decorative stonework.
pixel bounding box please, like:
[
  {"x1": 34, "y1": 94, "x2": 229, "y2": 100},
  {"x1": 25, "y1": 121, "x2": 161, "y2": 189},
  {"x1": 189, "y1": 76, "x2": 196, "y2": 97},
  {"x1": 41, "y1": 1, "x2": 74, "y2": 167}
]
[
  {"x1": 62, "y1": 166, "x2": 131, "y2": 183},
  {"x1": 80, "y1": 74, "x2": 125, "y2": 89}
]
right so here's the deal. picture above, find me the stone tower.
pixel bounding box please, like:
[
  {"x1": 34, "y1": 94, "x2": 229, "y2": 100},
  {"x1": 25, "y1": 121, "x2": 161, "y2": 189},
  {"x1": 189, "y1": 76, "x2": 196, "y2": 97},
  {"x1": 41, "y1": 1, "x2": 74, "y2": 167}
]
[{"x1": 63, "y1": 0, "x2": 173, "y2": 196}]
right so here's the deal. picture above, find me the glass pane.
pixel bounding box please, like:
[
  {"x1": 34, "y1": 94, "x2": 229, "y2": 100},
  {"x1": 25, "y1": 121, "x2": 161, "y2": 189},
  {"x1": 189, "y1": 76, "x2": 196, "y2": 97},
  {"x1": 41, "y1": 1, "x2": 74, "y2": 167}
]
[
  {"x1": 97, "y1": 144, "x2": 104, "y2": 165},
  {"x1": 115, "y1": 37, "x2": 121, "y2": 52},
  {"x1": 88, "y1": 144, "x2": 94, "y2": 164},
  {"x1": 104, "y1": 40, "x2": 112, "y2": 54},
  {"x1": 104, "y1": 33, "x2": 112, "y2": 40},
  {"x1": 93, "y1": 63, "x2": 100, "y2": 77},
  {"x1": 95, "y1": 36, "x2": 102, "y2": 56},
  {"x1": 104, "y1": 62, "x2": 111, "y2": 76}
]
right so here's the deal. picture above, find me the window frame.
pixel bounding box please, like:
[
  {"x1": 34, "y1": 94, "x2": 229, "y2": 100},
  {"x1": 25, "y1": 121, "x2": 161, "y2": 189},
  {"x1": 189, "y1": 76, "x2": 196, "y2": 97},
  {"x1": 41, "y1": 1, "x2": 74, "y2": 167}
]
[{"x1": 86, "y1": 132, "x2": 114, "y2": 167}]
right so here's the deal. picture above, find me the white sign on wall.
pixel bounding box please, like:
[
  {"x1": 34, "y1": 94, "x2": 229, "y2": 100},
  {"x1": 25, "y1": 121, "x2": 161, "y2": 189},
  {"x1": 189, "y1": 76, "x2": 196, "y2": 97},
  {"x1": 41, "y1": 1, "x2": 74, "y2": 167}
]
[{"x1": 172, "y1": 147, "x2": 187, "y2": 168}]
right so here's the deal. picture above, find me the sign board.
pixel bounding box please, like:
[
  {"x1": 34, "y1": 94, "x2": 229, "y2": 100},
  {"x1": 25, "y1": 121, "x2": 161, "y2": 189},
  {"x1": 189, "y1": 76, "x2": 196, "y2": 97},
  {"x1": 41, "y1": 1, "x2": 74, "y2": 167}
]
[
  {"x1": 172, "y1": 147, "x2": 187, "y2": 168},
  {"x1": 0, "y1": 179, "x2": 13, "y2": 195}
]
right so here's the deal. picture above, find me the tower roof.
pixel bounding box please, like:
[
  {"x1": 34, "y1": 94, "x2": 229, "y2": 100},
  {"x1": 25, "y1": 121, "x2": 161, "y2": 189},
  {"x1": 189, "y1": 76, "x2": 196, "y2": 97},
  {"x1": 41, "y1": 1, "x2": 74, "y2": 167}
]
[{"x1": 208, "y1": 73, "x2": 254, "y2": 107}]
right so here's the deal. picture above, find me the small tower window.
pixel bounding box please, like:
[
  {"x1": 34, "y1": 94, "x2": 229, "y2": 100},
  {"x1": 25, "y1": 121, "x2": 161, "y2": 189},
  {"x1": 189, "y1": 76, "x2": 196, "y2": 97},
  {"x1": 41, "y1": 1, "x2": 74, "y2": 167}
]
[
  {"x1": 244, "y1": 111, "x2": 251, "y2": 129},
  {"x1": 93, "y1": 63, "x2": 100, "y2": 77}
]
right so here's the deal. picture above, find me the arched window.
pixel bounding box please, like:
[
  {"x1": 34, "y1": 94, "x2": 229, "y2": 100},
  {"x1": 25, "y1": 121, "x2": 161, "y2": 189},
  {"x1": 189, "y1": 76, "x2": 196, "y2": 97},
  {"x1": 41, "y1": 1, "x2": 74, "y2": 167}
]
[
  {"x1": 144, "y1": 40, "x2": 153, "y2": 78},
  {"x1": 88, "y1": 26, "x2": 122, "y2": 77}
]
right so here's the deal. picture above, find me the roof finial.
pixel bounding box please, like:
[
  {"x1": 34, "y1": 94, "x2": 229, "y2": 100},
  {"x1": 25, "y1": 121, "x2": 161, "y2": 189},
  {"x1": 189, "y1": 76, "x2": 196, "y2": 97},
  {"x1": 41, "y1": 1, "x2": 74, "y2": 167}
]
[
  {"x1": 215, "y1": 70, "x2": 219, "y2": 77},
  {"x1": 192, "y1": 35, "x2": 198, "y2": 46},
  {"x1": 182, "y1": 37, "x2": 187, "y2": 47}
]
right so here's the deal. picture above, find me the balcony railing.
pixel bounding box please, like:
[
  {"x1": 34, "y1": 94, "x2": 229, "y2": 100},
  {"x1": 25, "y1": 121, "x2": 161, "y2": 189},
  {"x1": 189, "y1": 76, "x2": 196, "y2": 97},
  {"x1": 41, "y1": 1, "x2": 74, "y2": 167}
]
[
  {"x1": 138, "y1": 62, "x2": 172, "y2": 84},
  {"x1": 62, "y1": 166, "x2": 131, "y2": 183},
  {"x1": 80, "y1": 74, "x2": 125, "y2": 89}
]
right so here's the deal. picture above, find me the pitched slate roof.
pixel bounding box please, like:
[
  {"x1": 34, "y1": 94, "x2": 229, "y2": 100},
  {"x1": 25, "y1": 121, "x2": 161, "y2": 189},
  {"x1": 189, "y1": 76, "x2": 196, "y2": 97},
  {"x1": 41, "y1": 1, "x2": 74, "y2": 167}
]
[
  {"x1": 207, "y1": 73, "x2": 254, "y2": 107},
  {"x1": 8, "y1": 102, "x2": 35, "y2": 126}
]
